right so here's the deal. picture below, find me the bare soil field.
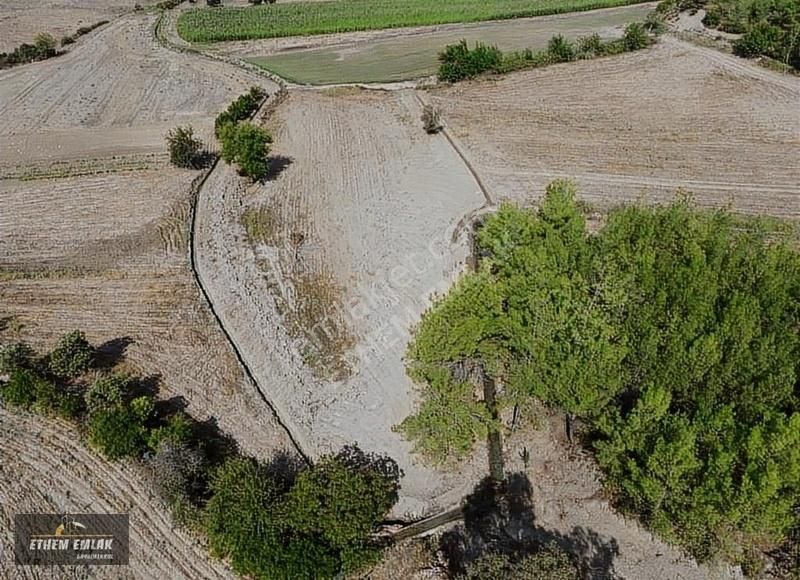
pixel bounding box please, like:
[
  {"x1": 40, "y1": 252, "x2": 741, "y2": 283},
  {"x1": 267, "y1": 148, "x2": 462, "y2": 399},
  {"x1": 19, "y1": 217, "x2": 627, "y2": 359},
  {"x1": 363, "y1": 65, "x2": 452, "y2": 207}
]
[
  {"x1": 0, "y1": 12, "x2": 295, "y2": 578},
  {"x1": 194, "y1": 87, "x2": 488, "y2": 517},
  {"x1": 0, "y1": 0, "x2": 160, "y2": 53},
  {"x1": 427, "y1": 37, "x2": 800, "y2": 217},
  {"x1": 0, "y1": 13, "x2": 267, "y2": 170},
  {"x1": 0, "y1": 409, "x2": 237, "y2": 580}
]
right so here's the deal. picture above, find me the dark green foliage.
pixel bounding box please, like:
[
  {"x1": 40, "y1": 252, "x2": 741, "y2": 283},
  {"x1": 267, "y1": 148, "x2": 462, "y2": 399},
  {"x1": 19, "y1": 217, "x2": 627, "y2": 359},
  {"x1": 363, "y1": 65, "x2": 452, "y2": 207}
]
[
  {"x1": 88, "y1": 405, "x2": 149, "y2": 459},
  {"x1": 204, "y1": 449, "x2": 399, "y2": 579},
  {"x1": 547, "y1": 34, "x2": 576, "y2": 61},
  {"x1": 166, "y1": 125, "x2": 204, "y2": 169},
  {"x1": 438, "y1": 40, "x2": 504, "y2": 82},
  {"x1": 577, "y1": 33, "x2": 604, "y2": 57},
  {"x1": 402, "y1": 181, "x2": 800, "y2": 563},
  {"x1": 1, "y1": 368, "x2": 44, "y2": 409},
  {"x1": 219, "y1": 121, "x2": 273, "y2": 180},
  {"x1": 60, "y1": 20, "x2": 109, "y2": 46},
  {"x1": 643, "y1": 10, "x2": 668, "y2": 33},
  {"x1": 214, "y1": 86, "x2": 266, "y2": 137},
  {"x1": 47, "y1": 330, "x2": 93, "y2": 379}
]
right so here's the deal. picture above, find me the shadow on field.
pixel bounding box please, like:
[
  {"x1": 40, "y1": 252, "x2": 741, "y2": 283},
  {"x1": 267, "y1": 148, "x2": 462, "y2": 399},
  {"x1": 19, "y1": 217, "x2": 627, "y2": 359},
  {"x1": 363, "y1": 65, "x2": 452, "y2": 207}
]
[
  {"x1": 441, "y1": 472, "x2": 620, "y2": 579},
  {"x1": 263, "y1": 155, "x2": 293, "y2": 182},
  {"x1": 94, "y1": 336, "x2": 134, "y2": 369}
]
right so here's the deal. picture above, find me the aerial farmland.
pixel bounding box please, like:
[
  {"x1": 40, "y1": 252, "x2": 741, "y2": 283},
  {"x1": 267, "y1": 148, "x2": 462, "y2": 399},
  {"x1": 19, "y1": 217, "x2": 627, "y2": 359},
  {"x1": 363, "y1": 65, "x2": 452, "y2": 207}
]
[{"x1": 1, "y1": 0, "x2": 798, "y2": 578}]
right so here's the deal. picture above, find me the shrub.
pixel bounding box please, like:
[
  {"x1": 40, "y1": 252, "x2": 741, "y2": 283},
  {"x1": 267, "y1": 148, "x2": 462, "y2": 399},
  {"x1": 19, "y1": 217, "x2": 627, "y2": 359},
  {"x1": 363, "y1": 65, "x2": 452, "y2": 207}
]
[
  {"x1": 148, "y1": 412, "x2": 194, "y2": 451},
  {"x1": 88, "y1": 405, "x2": 149, "y2": 459},
  {"x1": 438, "y1": 40, "x2": 503, "y2": 82},
  {"x1": 34, "y1": 33, "x2": 57, "y2": 57},
  {"x1": 577, "y1": 33, "x2": 604, "y2": 57},
  {"x1": 547, "y1": 34, "x2": 576, "y2": 62},
  {"x1": 644, "y1": 10, "x2": 668, "y2": 34},
  {"x1": 48, "y1": 330, "x2": 93, "y2": 379},
  {"x1": 463, "y1": 546, "x2": 578, "y2": 579},
  {"x1": 61, "y1": 36, "x2": 75, "y2": 46},
  {"x1": 734, "y1": 21, "x2": 784, "y2": 58},
  {"x1": 0, "y1": 342, "x2": 35, "y2": 374},
  {"x1": 150, "y1": 440, "x2": 208, "y2": 519},
  {"x1": 1, "y1": 368, "x2": 43, "y2": 409},
  {"x1": 166, "y1": 125, "x2": 203, "y2": 168},
  {"x1": 85, "y1": 373, "x2": 130, "y2": 413},
  {"x1": 623, "y1": 22, "x2": 651, "y2": 50},
  {"x1": 421, "y1": 104, "x2": 443, "y2": 134}
]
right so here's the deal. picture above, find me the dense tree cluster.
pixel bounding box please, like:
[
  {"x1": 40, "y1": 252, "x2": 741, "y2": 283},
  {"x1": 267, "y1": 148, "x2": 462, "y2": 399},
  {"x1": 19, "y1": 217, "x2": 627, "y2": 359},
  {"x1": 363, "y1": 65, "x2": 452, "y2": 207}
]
[{"x1": 402, "y1": 181, "x2": 800, "y2": 568}]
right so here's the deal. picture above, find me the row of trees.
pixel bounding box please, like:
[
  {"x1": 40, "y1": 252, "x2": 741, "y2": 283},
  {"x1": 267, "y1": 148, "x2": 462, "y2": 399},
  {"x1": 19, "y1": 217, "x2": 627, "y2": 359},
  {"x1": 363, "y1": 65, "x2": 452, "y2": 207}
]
[
  {"x1": 0, "y1": 333, "x2": 402, "y2": 578},
  {"x1": 401, "y1": 181, "x2": 800, "y2": 572},
  {"x1": 437, "y1": 20, "x2": 659, "y2": 82}
]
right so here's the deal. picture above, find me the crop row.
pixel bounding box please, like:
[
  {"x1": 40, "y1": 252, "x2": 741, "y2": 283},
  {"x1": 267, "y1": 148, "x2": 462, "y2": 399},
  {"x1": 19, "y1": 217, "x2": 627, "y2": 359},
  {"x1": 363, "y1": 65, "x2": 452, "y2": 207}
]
[{"x1": 177, "y1": 0, "x2": 652, "y2": 42}]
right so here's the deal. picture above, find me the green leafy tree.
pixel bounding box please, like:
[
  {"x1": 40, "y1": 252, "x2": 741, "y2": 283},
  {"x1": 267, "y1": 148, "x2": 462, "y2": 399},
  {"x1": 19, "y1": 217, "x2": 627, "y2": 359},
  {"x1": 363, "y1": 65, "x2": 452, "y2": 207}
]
[
  {"x1": 0, "y1": 342, "x2": 35, "y2": 374},
  {"x1": 85, "y1": 373, "x2": 130, "y2": 413},
  {"x1": 623, "y1": 22, "x2": 651, "y2": 50},
  {"x1": 220, "y1": 122, "x2": 272, "y2": 180},
  {"x1": 48, "y1": 330, "x2": 93, "y2": 379},
  {"x1": 166, "y1": 125, "x2": 203, "y2": 169},
  {"x1": 547, "y1": 34, "x2": 576, "y2": 62}
]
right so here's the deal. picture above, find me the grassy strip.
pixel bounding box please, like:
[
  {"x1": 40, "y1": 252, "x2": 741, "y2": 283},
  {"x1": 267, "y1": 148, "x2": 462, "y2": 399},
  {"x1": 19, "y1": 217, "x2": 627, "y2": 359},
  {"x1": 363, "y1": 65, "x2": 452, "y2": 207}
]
[{"x1": 177, "y1": 0, "x2": 653, "y2": 42}]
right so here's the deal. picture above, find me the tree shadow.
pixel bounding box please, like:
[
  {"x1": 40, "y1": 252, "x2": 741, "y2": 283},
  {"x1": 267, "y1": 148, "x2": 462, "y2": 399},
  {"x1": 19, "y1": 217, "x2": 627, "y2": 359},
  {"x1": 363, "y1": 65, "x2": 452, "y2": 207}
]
[
  {"x1": 94, "y1": 336, "x2": 134, "y2": 369},
  {"x1": 193, "y1": 416, "x2": 240, "y2": 467},
  {"x1": 262, "y1": 449, "x2": 306, "y2": 494},
  {"x1": 261, "y1": 155, "x2": 293, "y2": 182},
  {"x1": 441, "y1": 472, "x2": 620, "y2": 579}
]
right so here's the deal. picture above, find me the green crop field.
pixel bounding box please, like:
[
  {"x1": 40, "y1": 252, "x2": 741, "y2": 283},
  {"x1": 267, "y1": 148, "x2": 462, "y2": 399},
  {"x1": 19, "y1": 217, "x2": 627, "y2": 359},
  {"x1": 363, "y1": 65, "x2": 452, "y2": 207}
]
[{"x1": 177, "y1": 0, "x2": 653, "y2": 43}]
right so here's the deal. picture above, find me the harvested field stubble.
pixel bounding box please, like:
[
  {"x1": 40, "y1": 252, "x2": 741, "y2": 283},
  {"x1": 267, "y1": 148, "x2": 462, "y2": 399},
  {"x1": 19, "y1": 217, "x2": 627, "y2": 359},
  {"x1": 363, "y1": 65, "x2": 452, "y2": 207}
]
[{"x1": 428, "y1": 37, "x2": 800, "y2": 217}]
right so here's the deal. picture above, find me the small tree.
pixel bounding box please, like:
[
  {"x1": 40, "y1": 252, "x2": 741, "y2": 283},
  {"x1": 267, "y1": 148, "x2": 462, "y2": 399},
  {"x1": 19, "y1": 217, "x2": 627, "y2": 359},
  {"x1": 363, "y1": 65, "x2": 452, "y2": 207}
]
[
  {"x1": 166, "y1": 125, "x2": 203, "y2": 169},
  {"x1": 219, "y1": 122, "x2": 272, "y2": 181},
  {"x1": 421, "y1": 104, "x2": 443, "y2": 134},
  {"x1": 48, "y1": 330, "x2": 93, "y2": 379},
  {"x1": 34, "y1": 33, "x2": 57, "y2": 58}
]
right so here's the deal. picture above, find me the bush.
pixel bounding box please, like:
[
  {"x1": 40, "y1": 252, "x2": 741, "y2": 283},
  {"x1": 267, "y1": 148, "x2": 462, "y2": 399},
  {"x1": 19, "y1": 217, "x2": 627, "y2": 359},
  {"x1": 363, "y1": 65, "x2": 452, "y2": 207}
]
[
  {"x1": 166, "y1": 125, "x2": 203, "y2": 168},
  {"x1": 547, "y1": 34, "x2": 576, "y2": 62},
  {"x1": 88, "y1": 405, "x2": 149, "y2": 459},
  {"x1": 150, "y1": 440, "x2": 208, "y2": 520},
  {"x1": 1, "y1": 368, "x2": 44, "y2": 409},
  {"x1": 623, "y1": 22, "x2": 651, "y2": 50},
  {"x1": 577, "y1": 33, "x2": 604, "y2": 57},
  {"x1": 463, "y1": 546, "x2": 578, "y2": 580},
  {"x1": 421, "y1": 104, "x2": 443, "y2": 134},
  {"x1": 48, "y1": 330, "x2": 93, "y2": 379},
  {"x1": 438, "y1": 40, "x2": 503, "y2": 82},
  {"x1": 148, "y1": 412, "x2": 194, "y2": 451},
  {"x1": 644, "y1": 10, "x2": 668, "y2": 34},
  {"x1": 219, "y1": 122, "x2": 272, "y2": 180},
  {"x1": 85, "y1": 373, "x2": 130, "y2": 413},
  {"x1": 0, "y1": 342, "x2": 35, "y2": 374},
  {"x1": 61, "y1": 36, "x2": 75, "y2": 46},
  {"x1": 734, "y1": 20, "x2": 784, "y2": 57}
]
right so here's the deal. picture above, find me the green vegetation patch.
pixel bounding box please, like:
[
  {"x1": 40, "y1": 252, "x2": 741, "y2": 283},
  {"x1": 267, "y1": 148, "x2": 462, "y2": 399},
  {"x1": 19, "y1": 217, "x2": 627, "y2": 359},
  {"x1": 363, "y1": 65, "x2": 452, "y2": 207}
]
[
  {"x1": 401, "y1": 180, "x2": 800, "y2": 568},
  {"x1": 177, "y1": 0, "x2": 654, "y2": 43}
]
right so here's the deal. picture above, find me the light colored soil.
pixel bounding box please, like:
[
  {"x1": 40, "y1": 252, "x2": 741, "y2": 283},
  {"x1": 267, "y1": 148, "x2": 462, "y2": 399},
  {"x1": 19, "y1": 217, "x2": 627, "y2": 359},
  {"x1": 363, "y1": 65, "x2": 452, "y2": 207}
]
[
  {"x1": 0, "y1": 14, "x2": 269, "y2": 168},
  {"x1": 427, "y1": 37, "x2": 800, "y2": 217},
  {"x1": 0, "y1": 408, "x2": 237, "y2": 580},
  {"x1": 0, "y1": 0, "x2": 159, "y2": 53},
  {"x1": 0, "y1": 12, "x2": 295, "y2": 578},
  {"x1": 194, "y1": 88, "x2": 488, "y2": 517}
]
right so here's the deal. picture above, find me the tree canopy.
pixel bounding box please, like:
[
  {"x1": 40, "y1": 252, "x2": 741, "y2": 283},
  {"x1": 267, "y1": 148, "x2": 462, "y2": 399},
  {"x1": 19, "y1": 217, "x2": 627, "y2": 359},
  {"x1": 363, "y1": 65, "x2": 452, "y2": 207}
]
[{"x1": 400, "y1": 181, "x2": 800, "y2": 565}]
